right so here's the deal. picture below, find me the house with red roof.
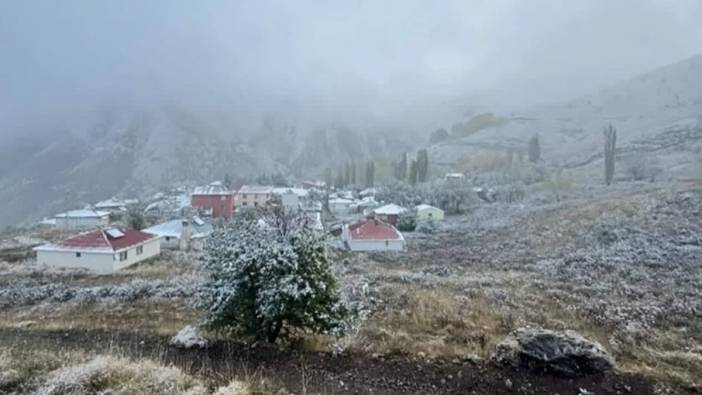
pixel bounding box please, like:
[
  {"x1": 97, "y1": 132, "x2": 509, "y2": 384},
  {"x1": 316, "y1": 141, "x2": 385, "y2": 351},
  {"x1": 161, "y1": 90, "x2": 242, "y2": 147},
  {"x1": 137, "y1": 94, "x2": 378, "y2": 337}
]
[
  {"x1": 341, "y1": 218, "x2": 405, "y2": 252},
  {"x1": 191, "y1": 181, "x2": 235, "y2": 219},
  {"x1": 33, "y1": 228, "x2": 161, "y2": 273}
]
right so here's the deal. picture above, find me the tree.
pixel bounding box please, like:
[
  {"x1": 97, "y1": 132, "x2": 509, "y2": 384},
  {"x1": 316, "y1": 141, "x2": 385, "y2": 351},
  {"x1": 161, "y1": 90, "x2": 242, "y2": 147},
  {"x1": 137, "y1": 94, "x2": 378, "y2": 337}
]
[
  {"x1": 528, "y1": 134, "x2": 541, "y2": 163},
  {"x1": 344, "y1": 163, "x2": 351, "y2": 187},
  {"x1": 126, "y1": 206, "x2": 146, "y2": 230},
  {"x1": 429, "y1": 128, "x2": 449, "y2": 144},
  {"x1": 223, "y1": 173, "x2": 233, "y2": 189},
  {"x1": 365, "y1": 161, "x2": 375, "y2": 187},
  {"x1": 416, "y1": 149, "x2": 429, "y2": 183},
  {"x1": 350, "y1": 161, "x2": 357, "y2": 186},
  {"x1": 323, "y1": 168, "x2": 333, "y2": 190},
  {"x1": 202, "y1": 213, "x2": 350, "y2": 343},
  {"x1": 604, "y1": 124, "x2": 617, "y2": 186},
  {"x1": 408, "y1": 160, "x2": 418, "y2": 186},
  {"x1": 335, "y1": 168, "x2": 344, "y2": 189},
  {"x1": 397, "y1": 152, "x2": 407, "y2": 180},
  {"x1": 396, "y1": 210, "x2": 417, "y2": 232}
]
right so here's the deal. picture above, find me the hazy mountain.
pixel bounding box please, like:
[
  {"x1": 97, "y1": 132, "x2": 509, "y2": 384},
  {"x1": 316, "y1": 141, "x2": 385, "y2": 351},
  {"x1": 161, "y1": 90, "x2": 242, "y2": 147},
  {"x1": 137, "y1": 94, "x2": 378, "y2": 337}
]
[
  {"x1": 0, "y1": 105, "x2": 413, "y2": 227},
  {"x1": 430, "y1": 54, "x2": 702, "y2": 177}
]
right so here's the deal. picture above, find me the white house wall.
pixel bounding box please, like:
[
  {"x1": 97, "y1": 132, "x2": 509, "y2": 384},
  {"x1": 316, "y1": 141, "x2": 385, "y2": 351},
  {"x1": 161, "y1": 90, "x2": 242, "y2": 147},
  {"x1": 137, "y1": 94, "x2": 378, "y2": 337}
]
[
  {"x1": 36, "y1": 250, "x2": 115, "y2": 274},
  {"x1": 347, "y1": 239, "x2": 405, "y2": 252},
  {"x1": 55, "y1": 216, "x2": 109, "y2": 230},
  {"x1": 113, "y1": 238, "x2": 161, "y2": 271}
]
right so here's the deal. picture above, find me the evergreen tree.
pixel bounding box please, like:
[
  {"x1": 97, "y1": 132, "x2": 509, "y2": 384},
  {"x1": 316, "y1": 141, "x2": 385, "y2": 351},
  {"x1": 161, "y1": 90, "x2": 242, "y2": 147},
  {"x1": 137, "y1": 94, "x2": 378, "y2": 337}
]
[
  {"x1": 604, "y1": 124, "x2": 617, "y2": 186},
  {"x1": 365, "y1": 161, "x2": 375, "y2": 187},
  {"x1": 323, "y1": 168, "x2": 333, "y2": 190},
  {"x1": 417, "y1": 149, "x2": 429, "y2": 182},
  {"x1": 203, "y1": 213, "x2": 350, "y2": 343},
  {"x1": 398, "y1": 152, "x2": 408, "y2": 180},
  {"x1": 409, "y1": 160, "x2": 418, "y2": 186},
  {"x1": 528, "y1": 134, "x2": 541, "y2": 163},
  {"x1": 351, "y1": 161, "x2": 357, "y2": 186}
]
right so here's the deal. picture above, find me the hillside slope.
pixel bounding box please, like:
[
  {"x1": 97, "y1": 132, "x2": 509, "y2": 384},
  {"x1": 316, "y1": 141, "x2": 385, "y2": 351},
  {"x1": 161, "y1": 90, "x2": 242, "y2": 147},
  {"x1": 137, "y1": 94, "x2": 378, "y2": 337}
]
[{"x1": 431, "y1": 55, "x2": 702, "y2": 177}]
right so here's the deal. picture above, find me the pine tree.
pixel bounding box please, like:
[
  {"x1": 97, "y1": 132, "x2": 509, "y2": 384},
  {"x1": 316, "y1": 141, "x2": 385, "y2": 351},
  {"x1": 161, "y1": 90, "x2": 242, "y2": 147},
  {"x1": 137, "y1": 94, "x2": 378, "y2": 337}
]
[
  {"x1": 528, "y1": 134, "x2": 541, "y2": 163},
  {"x1": 344, "y1": 163, "x2": 351, "y2": 187},
  {"x1": 323, "y1": 168, "x2": 333, "y2": 190},
  {"x1": 203, "y1": 213, "x2": 350, "y2": 343},
  {"x1": 351, "y1": 161, "x2": 357, "y2": 186},
  {"x1": 604, "y1": 124, "x2": 617, "y2": 186}
]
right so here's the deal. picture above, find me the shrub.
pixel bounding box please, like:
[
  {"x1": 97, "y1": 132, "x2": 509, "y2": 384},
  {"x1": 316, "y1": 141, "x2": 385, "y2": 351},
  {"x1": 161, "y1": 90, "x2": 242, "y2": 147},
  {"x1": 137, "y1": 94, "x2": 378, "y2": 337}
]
[
  {"x1": 202, "y1": 212, "x2": 350, "y2": 343},
  {"x1": 416, "y1": 220, "x2": 438, "y2": 234},
  {"x1": 396, "y1": 211, "x2": 417, "y2": 232},
  {"x1": 624, "y1": 155, "x2": 662, "y2": 182}
]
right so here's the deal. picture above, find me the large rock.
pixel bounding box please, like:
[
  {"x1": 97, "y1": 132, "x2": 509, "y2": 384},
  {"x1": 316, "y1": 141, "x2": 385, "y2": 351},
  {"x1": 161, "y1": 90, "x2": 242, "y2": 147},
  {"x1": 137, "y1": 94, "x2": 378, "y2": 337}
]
[
  {"x1": 170, "y1": 325, "x2": 209, "y2": 349},
  {"x1": 494, "y1": 328, "x2": 615, "y2": 376}
]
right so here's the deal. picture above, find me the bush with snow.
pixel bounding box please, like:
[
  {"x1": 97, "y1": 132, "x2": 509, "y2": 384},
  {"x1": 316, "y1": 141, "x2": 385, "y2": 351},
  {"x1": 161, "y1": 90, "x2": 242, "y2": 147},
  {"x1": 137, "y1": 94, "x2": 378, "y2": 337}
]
[
  {"x1": 202, "y1": 211, "x2": 351, "y2": 343},
  {"x1": 395, "y1": 210, "x2": 417, "y2": 232}
]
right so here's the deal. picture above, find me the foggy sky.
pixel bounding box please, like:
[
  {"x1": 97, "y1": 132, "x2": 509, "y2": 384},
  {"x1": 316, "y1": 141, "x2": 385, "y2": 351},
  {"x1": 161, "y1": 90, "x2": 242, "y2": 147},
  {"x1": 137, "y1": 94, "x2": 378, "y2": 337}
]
[{"x1": 1, "y1": 0, "x2": 701, "y2": 137}]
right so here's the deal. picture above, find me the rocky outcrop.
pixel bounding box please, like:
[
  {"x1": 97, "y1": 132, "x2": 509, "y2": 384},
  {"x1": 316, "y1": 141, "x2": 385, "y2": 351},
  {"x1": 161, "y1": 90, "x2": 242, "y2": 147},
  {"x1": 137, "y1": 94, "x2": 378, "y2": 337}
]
[{"x1": 494, "y1": 328, "x2": 615, "y2": 376}]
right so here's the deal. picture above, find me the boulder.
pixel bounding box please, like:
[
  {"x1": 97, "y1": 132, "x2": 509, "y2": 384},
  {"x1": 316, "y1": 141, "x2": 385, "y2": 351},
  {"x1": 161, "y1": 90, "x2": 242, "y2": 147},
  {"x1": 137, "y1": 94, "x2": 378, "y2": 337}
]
[
  {"x1": 494, "y1": 328, "x2": 615, "y2": 376},
  {"x1": 170, "y1": 325, "x2": 209, "y2": 349}
]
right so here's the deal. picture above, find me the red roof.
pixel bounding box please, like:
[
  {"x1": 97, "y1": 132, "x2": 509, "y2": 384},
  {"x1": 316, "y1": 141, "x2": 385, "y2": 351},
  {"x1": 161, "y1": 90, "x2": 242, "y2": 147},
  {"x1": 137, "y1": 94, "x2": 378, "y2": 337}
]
[
  {"x1": 53, "y1": 229, "x2": 158, "y2": 252},
  {"x1": 348, "y1": 219, "x2": 402, "y2": 240}
]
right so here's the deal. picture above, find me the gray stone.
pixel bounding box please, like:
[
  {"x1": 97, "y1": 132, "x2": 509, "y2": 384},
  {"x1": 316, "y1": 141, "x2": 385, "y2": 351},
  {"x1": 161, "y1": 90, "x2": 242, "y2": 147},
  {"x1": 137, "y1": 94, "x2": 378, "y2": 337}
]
[{"x1": 494, "y1": 328, "x2": 615, "y2": 376}]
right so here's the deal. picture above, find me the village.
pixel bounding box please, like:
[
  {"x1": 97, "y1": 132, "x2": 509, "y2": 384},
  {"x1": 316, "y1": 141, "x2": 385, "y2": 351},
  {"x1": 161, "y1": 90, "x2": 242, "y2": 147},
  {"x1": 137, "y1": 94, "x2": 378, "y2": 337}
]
[{"x1": 29, "y1": 175, "x2": 448, "y2": 273}]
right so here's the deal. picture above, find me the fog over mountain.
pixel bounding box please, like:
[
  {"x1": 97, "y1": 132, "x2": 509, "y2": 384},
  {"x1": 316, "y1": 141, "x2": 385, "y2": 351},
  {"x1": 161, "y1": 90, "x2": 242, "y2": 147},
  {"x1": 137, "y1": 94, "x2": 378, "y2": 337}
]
[{"x1": 1, "y1": 1, "x2": 702, "y2": 226}]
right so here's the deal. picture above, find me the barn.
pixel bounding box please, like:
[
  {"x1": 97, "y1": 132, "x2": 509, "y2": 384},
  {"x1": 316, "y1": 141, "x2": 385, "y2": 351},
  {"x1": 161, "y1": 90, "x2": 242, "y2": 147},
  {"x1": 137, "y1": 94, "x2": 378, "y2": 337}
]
[
  {"x1": 34, "y1": 228, "x2": 161, "y2": 273},
  {"x1": 372, "y1": 204, "x2": 407, "y2": 226}
]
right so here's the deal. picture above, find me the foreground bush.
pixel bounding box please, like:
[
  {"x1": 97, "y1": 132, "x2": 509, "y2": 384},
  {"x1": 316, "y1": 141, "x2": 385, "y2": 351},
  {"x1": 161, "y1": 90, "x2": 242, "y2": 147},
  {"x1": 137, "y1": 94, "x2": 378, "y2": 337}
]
[{"x1": 203, "y1": 211, "x2": 351, "y2": 343}]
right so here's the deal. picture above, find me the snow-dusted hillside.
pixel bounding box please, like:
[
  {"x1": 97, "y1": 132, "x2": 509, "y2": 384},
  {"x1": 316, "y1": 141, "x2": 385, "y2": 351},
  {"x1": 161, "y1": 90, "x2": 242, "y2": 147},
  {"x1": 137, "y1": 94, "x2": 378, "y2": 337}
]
[
  {"x1": 431, "y1": 55, "x2": 702, "y2": 175},
  {"x1": 0, "y1": 106, "x2": 411, "y2": 227}
]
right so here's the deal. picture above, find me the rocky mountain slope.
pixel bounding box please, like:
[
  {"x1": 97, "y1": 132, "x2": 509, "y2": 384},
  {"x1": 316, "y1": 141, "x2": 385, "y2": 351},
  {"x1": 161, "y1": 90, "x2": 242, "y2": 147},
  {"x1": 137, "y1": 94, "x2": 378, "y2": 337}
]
[
  {"x1": 430, "y1": 55, "x2": 702, "y2": 179},
  {"x1": 0, "y1": 106, "x2": 412, "y2": 227}
]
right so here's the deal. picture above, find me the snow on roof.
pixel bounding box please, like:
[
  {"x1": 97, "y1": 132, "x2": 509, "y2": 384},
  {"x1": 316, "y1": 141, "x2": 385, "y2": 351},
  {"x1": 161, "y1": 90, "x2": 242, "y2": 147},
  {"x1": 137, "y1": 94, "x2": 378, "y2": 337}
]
[
  {"x1": 347, "y1": 219, "x2": 403, "y2": 240},
  {"x1": 272, "y1": 187, "x2": 308, "y2": 197},
  {"x1": 238, "y1": 185, "x2": 274, "y2": 194},
  {"x1": 55, "y1": 209, "x2": 110, "y2": 219},
  {"x1": 415, "y1": 204, "x2": 441, "y2": 211},
  {"x1": 373, "y1": 204, "x2": 407, "y2": 215},
  {"x1": 34, "y1": 229, "x2": 158, "y2": 253},
  {"x1": 359, "y1": 187, "x2": 376, "y2": 196},
  {"x1": 38, "y1": 217, "x2": 57, "y2": 226},
  {"x1": 94, "y1": 198, "x2": 126, "y2": 209},
  {"x1": 329, "y1": 198, "x2": 354, "y2": 204},
  {"x1": 143, "y1": 218, "x2": 213, "y2": 239},
  {"x1": 445, "y1": 172, "x2": 465, "y2": 178},
  {"x1": 193, "y1": 181, "x2": 232, "y2": 196}
]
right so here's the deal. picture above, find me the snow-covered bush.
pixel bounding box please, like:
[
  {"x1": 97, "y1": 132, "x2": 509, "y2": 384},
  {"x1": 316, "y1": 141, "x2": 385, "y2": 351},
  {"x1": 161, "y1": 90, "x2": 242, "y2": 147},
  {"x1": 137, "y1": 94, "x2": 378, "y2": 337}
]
[
  {"x1": 202, "y1": 212, "x2": 351, "y2": 343},
  {"x1": 416, "y1": 220, "x2": 438, "y2": 234},
  {"x1": 396, "y1": 210, "x2": 417, "y2": 232}
]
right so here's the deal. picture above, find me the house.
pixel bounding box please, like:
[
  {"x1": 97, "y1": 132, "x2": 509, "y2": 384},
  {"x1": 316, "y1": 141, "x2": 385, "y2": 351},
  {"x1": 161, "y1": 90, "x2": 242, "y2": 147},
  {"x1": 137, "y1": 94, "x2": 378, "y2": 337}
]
[
  {"x1": 191, "y1": 181, "x2": 235, "y2": 219},
  {"x1": 272, "y1": 187, "x2": 309, "y2": 211},
  {"x1": 302, "y1": 180, "x2": 326, "y2": 190},
  {"x1": 143, "y1": 216, "x2": 213, "y2": 251},
  {"x1": 55, "y1": 209, "x2": 110, "y2": 230},
  {"x1": 415, "y1": 204, "x2": 444, "y2": 221},
  {"x1": 328, "y1": 197, "x2": 354, "y2": 216},
  {"x1": 236, "y1": 185, "x2": 273, "y2": 209},
  {"x1": 33, "y1": 228, "x2": 160, "y2": 273},
  {"x1": 445, "y1": 172, "x2": 466, "y2": 184},
  {"x1": 351, "y1": 196, "x2": 379, "y2": 213},
  {"x1": 94, "y1": 198, "x2": 128, "y2": 213},
  {"x1": 359, "y1": 187, "x2": 376, "y2": 198},
  {"x1": 372, "y1": 204, "x2": 407, "y2": 226},
  {"x1": 342, "y1": 219, "x2": 405, "y2": 252}
]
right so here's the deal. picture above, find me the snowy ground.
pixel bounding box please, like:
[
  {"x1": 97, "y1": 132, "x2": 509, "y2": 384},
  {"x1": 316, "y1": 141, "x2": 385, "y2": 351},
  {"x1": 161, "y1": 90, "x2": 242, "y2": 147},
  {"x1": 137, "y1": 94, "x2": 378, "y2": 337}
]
[{"x1": 0, "y1": 180, "x2": 701, "y2": 389}]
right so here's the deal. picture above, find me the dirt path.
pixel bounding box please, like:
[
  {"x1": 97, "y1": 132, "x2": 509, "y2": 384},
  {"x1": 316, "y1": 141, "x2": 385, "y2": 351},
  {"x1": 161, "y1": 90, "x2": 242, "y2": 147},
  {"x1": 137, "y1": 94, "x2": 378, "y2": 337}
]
[{"x1": 0, "y1": 327, "x2": 683, "y2": 394}]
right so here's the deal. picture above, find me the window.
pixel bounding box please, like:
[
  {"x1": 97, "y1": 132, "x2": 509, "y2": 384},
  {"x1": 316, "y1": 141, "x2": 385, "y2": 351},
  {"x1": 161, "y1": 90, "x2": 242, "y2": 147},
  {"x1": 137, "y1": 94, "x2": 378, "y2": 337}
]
[
  {"x1": 254, "y1": 202, "x2": 259, "y2": 207},
  {"x1": 165, "y1": 236, "x2": 171, "y2": 241},
  {"x1": 119, "y1": 251, "x2": 128, "y2": 261},
  {"x1": 428, "y1": 213, "x2": 433, "y2": 218},
  {"x1": 75, "y1": 252, "x2": 81, "y2": 258},
  {"x1": 221, "y1": 195, "x2": 226, "y2": 201},
  {"x1": 136, "y1": 245, "x2": 143, "y2": 255},
  {"x1": 242, "y1": 202, "x2": 247, "y2": 206}
]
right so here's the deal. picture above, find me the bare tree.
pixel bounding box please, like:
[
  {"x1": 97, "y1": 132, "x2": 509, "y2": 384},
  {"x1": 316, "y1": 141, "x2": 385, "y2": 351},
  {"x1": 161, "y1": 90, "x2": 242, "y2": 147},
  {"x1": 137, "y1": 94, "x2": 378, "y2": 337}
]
[{"x1": 528, "y1": 134, "x2": 541, "y2": 163}]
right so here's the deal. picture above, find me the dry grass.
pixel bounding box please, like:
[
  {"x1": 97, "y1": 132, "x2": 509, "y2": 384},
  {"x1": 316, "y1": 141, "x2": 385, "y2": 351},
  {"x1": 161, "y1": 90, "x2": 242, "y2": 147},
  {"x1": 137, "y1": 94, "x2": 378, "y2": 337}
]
[
  {"x1": 352, "y1": 285, "x2": 508, "y2": 359},
  {"x1": 0, "y1": 300, "x2": 200, "y2": 336},
  {"x1": 0, "y1": 347, "x2": 278, "y2": 395}
]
